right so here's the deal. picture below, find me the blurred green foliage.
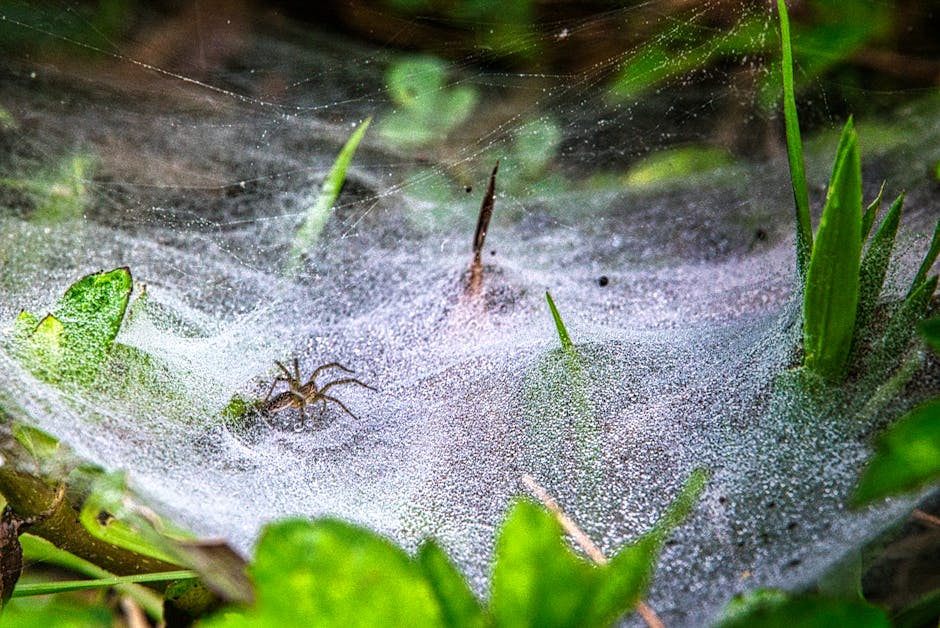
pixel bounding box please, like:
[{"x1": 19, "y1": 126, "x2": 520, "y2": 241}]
[{"x1": 379, "y1": 56, "x2": 478, "y2": 147}]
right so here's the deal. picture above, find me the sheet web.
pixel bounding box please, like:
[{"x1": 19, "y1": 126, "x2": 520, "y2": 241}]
[{"x1": 1, "y1": 1, "x2": 939, "y2": 625}]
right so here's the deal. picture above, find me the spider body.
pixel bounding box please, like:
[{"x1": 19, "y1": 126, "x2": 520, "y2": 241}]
[{"x1": 262, "y1": 358, "x2": 375, "y2": 421}]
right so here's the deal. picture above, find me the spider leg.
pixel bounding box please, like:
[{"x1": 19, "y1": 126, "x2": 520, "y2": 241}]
[
  {"x1": 307, "y1": 362, "x2": 355, "y2": 385},
  {"x1": 293, "y1": 358, "x2": 301, "y2": 384},
  {"x1": 263, "y1": 375, "x2": 291, "y2": 403},
  {"x1": 274, "y1": 361, "x2": 294, "y2": 380},
  {"x1": 321, "y1": 395, "x2": 359, "y2": 420},
  {"x1": 318, "y1": 378, "x2": 378, "y2": 395}
]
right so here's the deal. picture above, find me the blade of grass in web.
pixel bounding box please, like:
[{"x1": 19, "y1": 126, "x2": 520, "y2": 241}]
[
  {"x1": 907, "y1": 215, "x2": 940, "y2": 298},
  {"x1": 861, "y1": 181, "x2": 886, "y2": 241},
  {"x1": 865, "y1": 275, "x2": 939, "y2": 379},
  {"x1": 855, "y1": 193, "x2": 903, "y2": 336},
  {"x1": 778, "y1": 0, "x2": 812, "y2": 281},
  {"x1": 12, "y1": 570, "x2": 196, "y2": 597},
  {"x1": 285, "y1": 117, "x2": 371, "y2": 276},
  {"x1": 20, "y1": 534, "x2": 165, "y2": 618},
  {"x1": 803, "y1": 118, "x2": 862, "y2": 382},
  {"x1": 545, "y1": 291, "x2": 573, "y2": 353}
]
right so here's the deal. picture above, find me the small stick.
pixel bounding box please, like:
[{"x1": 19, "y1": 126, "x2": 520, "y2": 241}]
[
  {"x1": 520, "y1": 474, "x2": 665, "y2": 628},
  {"x1": 467, "y1": 161, "x2": 500, "y2": 296},
  {"x1": 120, "y1": 596, "x2": 149, "y2": 628},
  {"x1": 912, "y1": 509, "x2": 940, "y2": 528}
]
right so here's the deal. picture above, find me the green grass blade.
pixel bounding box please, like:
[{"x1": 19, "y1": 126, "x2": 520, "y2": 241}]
[
  {"x1": 855, "y1": 193, "x2": 903, "y2": 334},
  {"x1": 777, "y1": 0, "x2": 812, "y2": 281},
  {"x1": 803, "y1": 118, "x2": 862, "y2": 381},
  {"x1": 861, "y1": 181, "x2": 886, "y2": 241},
  {"x1": 545, "y1": 291, "x2": 573, "y2": 352},
  {"x1": 13, "y1": 570, "x2": 196, "y2": 597},
  {"x1": 866, "y1": 275, "x2": 939, "y2": 378},
  {"x1": 285, "y1": 117, "x2": 371, "y2": 276},
  {"x1": 907, "y1": 215, "x2": 940, "y2": 297}
]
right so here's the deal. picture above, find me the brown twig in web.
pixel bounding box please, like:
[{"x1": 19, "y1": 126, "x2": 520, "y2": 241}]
[
  {"x1": 466, "y1": 161, "x2": 499, "y2": 297},
  {"x1": 912, "y1": 509, "x2": 940, "y2": 528},
  {"x1": 520, "y1": 473, "x2": 666, "y2": 628}
]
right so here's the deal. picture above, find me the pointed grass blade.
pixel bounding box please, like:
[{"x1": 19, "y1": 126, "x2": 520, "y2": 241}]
[
  {"x1": 12, "y1": 571, "x2": 197, "y2": 597},
  {"x1": 778, "y1": 0, "x2": 812, "y2": 281},
  {"x1": 802, "y1": 118, "x2": 862, "y2": 382},
  {"x1": 908, "y1": 215, "x2": 940, "y2": 298},
  {"x1": 856, "y1": 193, "x2": 903, "y2": 334},
  {"x1": 545, "y1": 291, "x2": 574, "y2": 352},
  {"x1": 861, "y1": 181, "x2": 886, "y2": 241},
  {"x1": 285, "y1": 117, "x2": 371, "y2": 276}
]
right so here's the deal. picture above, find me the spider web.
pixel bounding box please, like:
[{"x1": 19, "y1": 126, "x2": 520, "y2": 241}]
[{"x1": 1, "y1": 1, "x2": 939, "y2": 625}]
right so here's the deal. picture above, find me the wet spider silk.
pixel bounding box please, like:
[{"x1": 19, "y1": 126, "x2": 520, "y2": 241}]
[{"x1": 1, "y1": 3, "x2": 940, "y2": 625}]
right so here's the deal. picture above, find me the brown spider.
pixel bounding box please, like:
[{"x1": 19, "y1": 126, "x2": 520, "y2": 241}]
[{"x1": 262, "y1": 358, "x2": 376, "y2": 421}]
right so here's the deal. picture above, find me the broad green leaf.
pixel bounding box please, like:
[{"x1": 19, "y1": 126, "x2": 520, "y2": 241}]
[
  {"x1": 803, "y1": 118, "x2": 862, "y2": 382},
  {"x1": 78, "y1": 472, "x2": 183, "y2": 566},
  {"x1": 855, "y1": 193, "x2": 903, "y2": 334},
  {"x1": 717, "y1": 589, "x2": 890, "y2": 628},
  {"x1": 623, "y1": 146, "x2": 733, "y2": 188},
  {"x1": 490, "y1": 500, "x2": 610, "y2": 628},
  {"x1": 205, "y1": 518, "x2": 445, "y2": 627},
  {"x1": 908, "y1": 216, "x2": 940, "y2": 297},
  {"x1": 14, "y1": 267, "x2": 132, "y2": 383},
  {"x1": 378, "y1": 56, "x2": 478, "y2": 148},
  {"x1": 417, "y1": 541, "x2": 486, "y2": 628},
  {"x1": 491, "y1": 470, "x2": 707, "y2": 628},
  {"x1": 512, "y1": 117, "x2": 562, "y2": 179},
  {"x1": 778, "y1": 0, "x2": 812, "y2": 281},
  {"x1": 286, "y1": 118, "x2": 371, "y2": 275},
  {"x1": 853, "y1": 399, "x2": 940, "y2": 504},
  {"x1": 11, "y1": 423, "x2": 60, "y2": 462},
  {"x1": 861, "y1": 181, "x2": 886, "y2": 241}
]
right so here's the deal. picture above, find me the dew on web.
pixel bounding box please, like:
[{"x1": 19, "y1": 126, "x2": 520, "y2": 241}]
[{"x1": 1, "y1": 2, "x2": 939, "y2": 625}]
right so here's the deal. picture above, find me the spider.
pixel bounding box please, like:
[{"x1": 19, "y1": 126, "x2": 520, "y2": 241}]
[{"x1": 261, "y1": 358, "x2": 376, "y2": 421}]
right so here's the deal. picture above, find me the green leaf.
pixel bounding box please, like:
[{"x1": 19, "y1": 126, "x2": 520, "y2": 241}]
[
  {"x1": 490, "y1": 500, "x2": 615, "y2": 628},
  {"x1": 286, "y1": 118, "x2": 371, "y2": 275},
  {"x1": 490, "y1": 470, "x2": 707, "y2": 628},
  {"x1": 918, "y1": 317, "x2": 940, "y2": 354},
  {"x1": 861, "y1": 181, "x2": 886, "y2": 242},
  {"x1": 545, "y1": 291, "x2": 573, "y2": 353},
  {"x1": 802, "y1": 118, "x2": 862, "y2": 382},
  {"x1": 717, "y1": 589, "x2": 890, "y2": 628},
  {"x1": 853, "y1": 399, "x2": 940, "y2": 504},
  {"x1": 908, "y1": 215, "x2": 940, "y2": 298},
  {"x1": 778, "y1": 0, "x2": 812, "y2": 281},
  {"x1": 417, "y1": 542, "x2": 485, "y2": 628},
  {"x1": 855, "y1": 193, "x2": 903, "y2": 334},
  {"x1": 204, "y1": 518, "x2": 445, "y2": 627},
  {"x1": 378, "y1": 56, "x2": 478, "y2": 148},
  {"x1": 0, "y1": 593, "x2": 115, "y2": 628},
  {"x1": 13, "y1": 267, "x2": 133, "y2": 383},
  {"x1": 78, "y1": 472, "x2": 184, "y2": 566}
]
